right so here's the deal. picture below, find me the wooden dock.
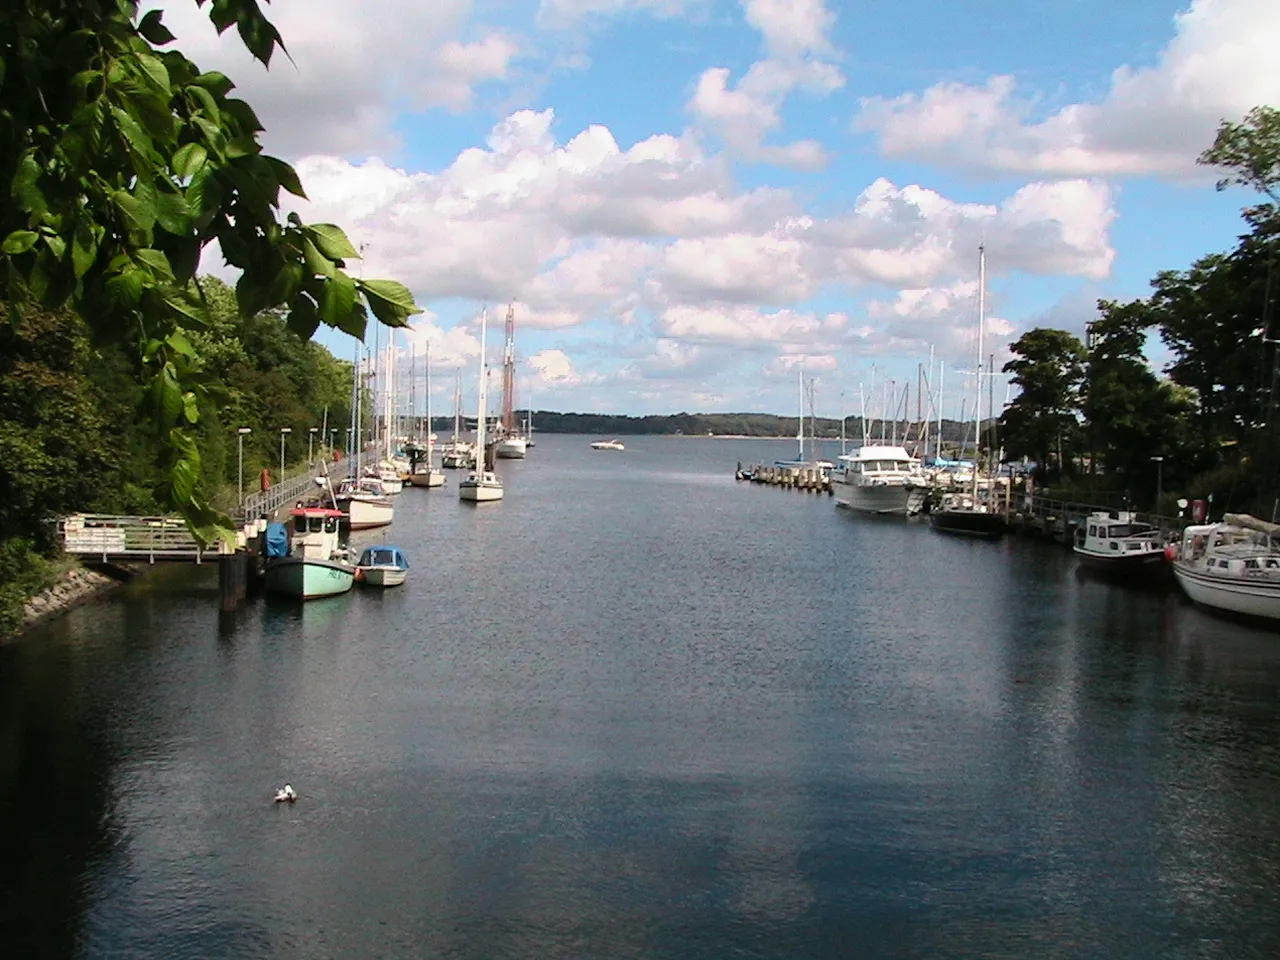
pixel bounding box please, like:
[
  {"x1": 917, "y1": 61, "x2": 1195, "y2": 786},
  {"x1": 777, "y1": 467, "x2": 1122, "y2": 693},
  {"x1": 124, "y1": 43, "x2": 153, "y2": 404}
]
[{"x1": 736, "y1": 462, "x2": 833, "y2": 494}]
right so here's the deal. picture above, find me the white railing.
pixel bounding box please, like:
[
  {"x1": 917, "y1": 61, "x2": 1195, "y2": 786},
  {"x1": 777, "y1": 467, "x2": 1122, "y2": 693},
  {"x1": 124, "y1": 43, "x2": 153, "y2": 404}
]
[{"x1": 239, "y1": 454, "x2": 355, "y2": 520}]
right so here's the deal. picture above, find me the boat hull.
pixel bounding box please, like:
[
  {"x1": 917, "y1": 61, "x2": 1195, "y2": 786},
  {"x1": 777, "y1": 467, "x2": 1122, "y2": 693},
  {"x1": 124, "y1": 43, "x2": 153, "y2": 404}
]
[
  {"x1": 359, "y1": 566, "x2": 407, "y2": 587},
  {"x1": 1173, "y1": 563, "x2": 1280, "y2": 621},
  {"x1": 494, "y1": 438, "x2": 527, "y2": 459},
  {"x1": 1074, "y1": 546, "x2": 1169, "y2": 579},
  {"x1": 341, "y1": 497, "x2": 394, "y2": 530},
  {"x1": 408, "y1": 470, "x2": 446, "y2": 488},
  {"x1": 459, "y1": 480, "x2": 504, "y2": 502},
  {"x1": 264, "y1": 557, "x2": 355, "y2": 599},
  {"x1": 931, "y1": 509, "x2": 1005, "y2": 539},
  {"x1": 833, "y1": 481, "x2": 923, "y2": 515}
]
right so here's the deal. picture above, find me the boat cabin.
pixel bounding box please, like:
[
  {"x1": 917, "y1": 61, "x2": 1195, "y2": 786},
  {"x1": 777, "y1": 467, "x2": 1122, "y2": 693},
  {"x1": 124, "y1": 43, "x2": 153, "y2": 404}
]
[
  {"x1": 289, "y1": 507, "x2": 344, "y2": 560},
  {"x1": 1077, "y1": 511, "x2": 1161, "y2": 556},
  {"x1": 834, "y1": 445, "x2": 917, "y2": 483},
  {"x1": 337, "y1": 477, "x2": 390, "y2": 499}
]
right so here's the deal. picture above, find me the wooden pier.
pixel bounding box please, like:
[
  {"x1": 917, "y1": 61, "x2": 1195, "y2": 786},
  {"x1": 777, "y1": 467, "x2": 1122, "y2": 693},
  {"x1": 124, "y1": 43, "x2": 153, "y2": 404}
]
[{"x1": 736, "y1": 462, "x2": 833, "y2": 494}]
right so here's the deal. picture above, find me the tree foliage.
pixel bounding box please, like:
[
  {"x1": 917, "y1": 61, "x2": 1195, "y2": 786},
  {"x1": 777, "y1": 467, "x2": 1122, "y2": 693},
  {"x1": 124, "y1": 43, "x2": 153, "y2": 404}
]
[
  {"x1": 0, "y1": 0, "x2": 420, "y2": 540},
  {"x1": 999, "y1": 328, "x2": 1086, "y2": 473},
  {"x1": 1198, "y1": 105, "x2": 1280, "y2": 213}
]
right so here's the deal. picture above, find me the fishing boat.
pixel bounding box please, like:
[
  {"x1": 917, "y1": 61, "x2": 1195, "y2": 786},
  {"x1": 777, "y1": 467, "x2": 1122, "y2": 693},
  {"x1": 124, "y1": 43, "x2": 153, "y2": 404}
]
[
  {"x1": 1172, "y1": 513, "x2": 1280, "y2": 621},
  {"x1": 931, "y1": 245, "x2": 1005, "y2": 540},
  {"x1": 831, "y1": 444, "x2": 927, "y2": 515},
  {"x1": 355, "y1": 545, "x2": 409, "y2": 587},
  {"x1": 263, "y1": 507, "x2": 356, "y2": 600},
  {"x1": 459, "y1": 309, "x2": 504, "y2": 502},
  {"x1": 591, "y1": 439, "x2": 625, "y2": 451},
  {"x1": 335, "y1": 476, "x2": 394, "y2": 529},
  {"x1": 1073, "y1": 511, "x2": 1168, "y2": 578}
]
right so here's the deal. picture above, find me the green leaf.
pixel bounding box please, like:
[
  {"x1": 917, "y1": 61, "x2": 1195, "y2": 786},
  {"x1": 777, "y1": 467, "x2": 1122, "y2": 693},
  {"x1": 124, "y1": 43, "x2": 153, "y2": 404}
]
[
  {"x1": 113, "y1": 189, "x2": 156, "y2": 242},
  {"x1": 166, "y1": 330, "x2": 195, "y2": 357},
  {"x1": 172, "y1": 142, "x2": 208, "y2": 180},
  {"x1": 305, "y1": 223, "x2": 360, "y2": 260},
  {"x1": 110, "y1": 105, "x2": 154, "y2": 159},
  {"x1": 318, "y1": 270, "x2": 359, "y2": 330},
  {"x1": 187, "y1": 83, "x2": 221, "y2": 122},
  {"x1": 223, "y1": 98, "x2": 265, "y2": 135},
  {"x1": 135, "y1": 247, "x2": 174, "y2": 278},
  {"x1": 358, "y1": 278, "x2": 420, "y2": 327},
  {"x1": 153, "y1": 361, "x2": 184, "y2": 428},
  {"x1": 265, "y1": 156, "x2": 307, "y2": 199},
  {"x1": 138, "y1": 10, "x2": 176, "y2": 45},
  {"x1": 105, "y1": 266, "x2": 146, "y2": 308},
  {"x1": 160, "y1": 289, "x2": 210, "y2": 327},
  {"x1": 182, "y1": 391, "x2": 200, "y2": 424},
  {"x1": 300, "y1": 237, "x2": 335, "y2": 279},
  {"x1": 192, "y1": 70, "x2": 235, "y2": 98},
  {"x1": 286, "y1": 295, "x2": 320, "y2": 340},
  {"x1": 1, "y1": 230, "x2": 38, "y2": 255},
  {"x1": 268, "y1": 261, "x2": 304, "y2": 304},
  {"x1": 154, "y1": 191, "x2": 192, "y2": 235},
  {"x1": 135, "y1": 52, "x2": 171, "y2": 93},
  {"x1": 11, "y1": 154, "x2": 46, "y2": 216},
  {"x1": 71, "y1": 220, "x2": 96, "y2": 277},
  {"x1": 186, "y1": 166, "x2": 223, "y2": 224}
]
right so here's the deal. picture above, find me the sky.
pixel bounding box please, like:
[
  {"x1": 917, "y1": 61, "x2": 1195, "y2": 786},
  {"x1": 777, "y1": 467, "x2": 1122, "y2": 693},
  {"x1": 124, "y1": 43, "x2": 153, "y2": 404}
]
[{"x1": 159, "y1": 0, "x2": 1280, "y2": 420}]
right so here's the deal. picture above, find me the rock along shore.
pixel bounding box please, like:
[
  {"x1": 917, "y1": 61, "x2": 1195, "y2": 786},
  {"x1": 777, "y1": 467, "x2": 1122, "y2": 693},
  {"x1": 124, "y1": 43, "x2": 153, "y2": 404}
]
[{"x1": 17, "y1": 565, "x2": 123, "y2": 636}]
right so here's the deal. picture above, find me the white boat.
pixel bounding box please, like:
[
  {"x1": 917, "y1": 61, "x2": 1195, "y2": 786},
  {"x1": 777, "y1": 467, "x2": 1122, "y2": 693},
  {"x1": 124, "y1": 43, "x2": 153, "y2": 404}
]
[
  {"x1": 1173, "y1": 514, "x2": 1280, "y2": 621},
  {"x1": 459, "y1": 308, "x2": 504, "y2": 503},
  {"x1": 831, "y1": 444, "x2": 927, "y2": 515},
  {"x1": 264, "y1": 507, "x2": 355, "y2": 600},
  {"x1": 494, "y1": 436, "x2": 527, "y2": 459},
  {"x1": 335, "y1": 477, "x2": 394, "y2": 529},
  {"x1": 1073, "y1": 511, "x2": 1168, "y2": 578},
  {"x1": 355, "y1": 545, "x2": 409, "y2": 588},
  {"x1": 363, "y1": 459, "x2": 403, "y2": 494},
  {"x1": 591, "y1": 439, "x2": 625, "y2": 451},
  {"x1": 407, "y1": 342, "x2": 447, "y2": 487}
]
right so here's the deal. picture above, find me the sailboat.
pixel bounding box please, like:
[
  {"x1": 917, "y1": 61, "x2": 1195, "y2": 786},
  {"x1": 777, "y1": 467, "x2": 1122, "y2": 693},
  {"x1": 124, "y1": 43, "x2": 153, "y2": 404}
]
[
  {"x1": 459, "y1": 308, "x2": 504, "y2": 502},
  {"x1": 931, "y1": 245, "x2": 1005, "y2": 539},
  {"x1": 408, "y1": 339, "x2": 446, "y2": 487},
  {"x1": 494, "y1": 303, "x2": 528, "y2": 459},
  {"x1": 440, "y1": 370, "x2": 475, "y2": 469}
]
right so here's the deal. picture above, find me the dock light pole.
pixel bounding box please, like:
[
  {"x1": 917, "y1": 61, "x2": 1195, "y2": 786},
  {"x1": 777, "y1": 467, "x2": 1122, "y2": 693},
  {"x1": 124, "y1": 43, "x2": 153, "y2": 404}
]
[
  {"x1": 237, "y1": 427, "x2": 252, "y2": 507},
  {"x1": 330, "y1": 428, "x2": 338, "y2": 456},
  {"x1": 279, "y1": 427, "x2": 292, "y2": 475},
  {"x1": 1151, "y1": 456, "x2": 1164, "y2": 511},
  {"x1": 308, "y1": 427, "x2": 318, "y2": 464}
]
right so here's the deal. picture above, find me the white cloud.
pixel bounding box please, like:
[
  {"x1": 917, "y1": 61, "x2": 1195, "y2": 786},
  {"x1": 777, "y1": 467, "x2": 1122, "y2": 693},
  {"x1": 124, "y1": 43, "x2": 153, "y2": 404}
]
[
  {"x1": 856, "y1": 0, "x2": 1280, "y2": 178},
  {"x1": 537, "y1": 0, "x2": 692, "y2": 26},
  {"x1": 156, "y1": 0, "x2": 509, "y2": 157},
  {"x1": 659, "y1": 304, "x2": 847, "y2": 347},
  {"x1": 743, "y1": 0, "x2": 835, "y2": 58}
]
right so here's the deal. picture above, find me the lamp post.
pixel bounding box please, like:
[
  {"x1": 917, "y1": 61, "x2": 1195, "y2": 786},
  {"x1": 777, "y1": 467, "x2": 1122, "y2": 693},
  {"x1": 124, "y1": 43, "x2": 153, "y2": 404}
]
[
  {"x1": 279, "y1": 427, "x2": 292, "y2": 475},
  {"x1": 1151, "y1": 455, "x2": 1164, "y2": 512},
  {"x1": 308, "y1": 426, "x2": 318, "y2": 464},
  {"x1": 346, "y1": 427, "x2": 353, "y2": 456},
  {"x1": 236, "y1": 427, "x2": 252, "y2": 507}
]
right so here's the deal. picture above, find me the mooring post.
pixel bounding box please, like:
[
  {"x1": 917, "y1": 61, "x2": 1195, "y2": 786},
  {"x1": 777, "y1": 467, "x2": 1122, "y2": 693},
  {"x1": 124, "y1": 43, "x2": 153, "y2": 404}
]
[{"x1": 218, "y1": 538, "x2": 237, "y2": 612}]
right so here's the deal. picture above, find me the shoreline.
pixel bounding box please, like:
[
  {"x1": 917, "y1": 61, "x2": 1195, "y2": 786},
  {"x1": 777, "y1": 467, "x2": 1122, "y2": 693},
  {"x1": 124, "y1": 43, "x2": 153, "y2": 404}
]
[{"x1": 12, "y1": 564, "x2": 129, "y2": 640}]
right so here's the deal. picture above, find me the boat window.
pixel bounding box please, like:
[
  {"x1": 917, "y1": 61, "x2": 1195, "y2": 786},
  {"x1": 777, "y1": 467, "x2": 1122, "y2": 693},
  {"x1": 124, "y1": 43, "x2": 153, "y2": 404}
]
[
  {"x1": 309, "y1": 515, "x2": 324, "y2": 533},
  {"x1": 1246, "y1": 559, "x2": 1260, "y2": 569},
  {"x1": 293, "y1": 515, "x2": 306, "y2": 534},
  {"x1": 1110, "y1": 542, "x2": 1119, "y2": 550},
  {"x1": 1267, "y1": 559, "x2": 1280, "y2": 569},
  {"x1": 1088, "y1": 524, "x2": 1097, "y2": 537}
]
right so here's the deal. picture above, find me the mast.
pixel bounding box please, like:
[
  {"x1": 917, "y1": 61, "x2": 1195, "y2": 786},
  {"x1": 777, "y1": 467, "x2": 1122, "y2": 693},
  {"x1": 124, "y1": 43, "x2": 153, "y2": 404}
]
[
  {"x1": 973, "y1": 244, "x2": 986, "y2": 501},
  {"x1": 501, "y1": 303, "x2": 516, "y2": 435},
  {"x1": 476, "y1": 308, "x2": 489, "y2": 471},
  {"x1": 796, "y1": 368, "x2": 804, "y2": 462},
  {"x1": 350, "y1": 341, "x2": 360, "y2": 477},
  {"x1": 425, "y1": 340, "x2": 433, "y2": 461},
  {"x1": 452, "y1": 369, "x2": 462, "y2": 445},
  {"x1": 936, "y1": 361, "x2": 944, "y2": 461}
]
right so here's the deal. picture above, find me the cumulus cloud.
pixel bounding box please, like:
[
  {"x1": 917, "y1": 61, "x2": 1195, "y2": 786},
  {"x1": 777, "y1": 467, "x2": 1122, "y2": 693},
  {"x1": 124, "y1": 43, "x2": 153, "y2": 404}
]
[
  {"x1": 156, "y1": 0, "x2": 513, "y2": 157},
  {"x1": 687, "y1": 0, "x2": 843, "y2": 168},
  {"x1": 856, "y1": 0, "x2": 1280, "y2": 178},
  {"x1": 537, "y1": 0, "x2": 692, "y2": 27}
]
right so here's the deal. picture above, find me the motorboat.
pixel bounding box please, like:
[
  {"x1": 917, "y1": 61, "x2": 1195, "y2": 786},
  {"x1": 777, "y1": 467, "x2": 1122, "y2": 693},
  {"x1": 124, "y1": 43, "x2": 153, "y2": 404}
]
[
  {"x1": 355, "y1": 545, "x2": 409, "y2": 587},
  {"x1": 831, "y1": 444, "x2": 927, "y2": 515},
  {"x1": 440, "y1": 442, "x2": 475, "y2": 469},
  {"x1": 930, "y1": 491, "x2": 1005, "y2": 539},
  {"x1": 1172, "y1": 513, "x2": 1280, "y2": 621},
  {"x1": 335, "y1": 477, "x2": 394, "y2": 529},
  {"x1": 591, "y1": 439, "x2": 625, "y2": 451},
  {"x1": 1073, "y1": 511, "x2": 1168, "y2": 577},
  {"x1": 363, "y1": 459, "x2": 403, "y2": 494},
  {"x1": 494, "y1": 435, "x2": 528, "y2": 459},
  {"x1": 459, "y1": 308, "x2": 504, "y2": 503},
  {"x1": 263, "y1": 507, "x2": 356, "y2": 600}
]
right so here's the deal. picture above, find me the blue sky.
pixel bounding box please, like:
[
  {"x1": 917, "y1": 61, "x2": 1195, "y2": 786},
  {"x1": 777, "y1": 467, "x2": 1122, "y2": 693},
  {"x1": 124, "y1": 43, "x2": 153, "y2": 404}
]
[{"x1": 161, "y1": 0, "x2": 1278, "y2": 419}]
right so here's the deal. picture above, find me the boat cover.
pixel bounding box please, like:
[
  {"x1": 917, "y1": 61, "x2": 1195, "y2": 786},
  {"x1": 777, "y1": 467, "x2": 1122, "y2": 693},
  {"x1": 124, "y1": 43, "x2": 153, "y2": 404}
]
[
  {"x1": 357, "y1": 546, "x2": 408, "y2": 568},
  {"x1": 265, "y1": 522, "x2": 290, "y2": 558}
]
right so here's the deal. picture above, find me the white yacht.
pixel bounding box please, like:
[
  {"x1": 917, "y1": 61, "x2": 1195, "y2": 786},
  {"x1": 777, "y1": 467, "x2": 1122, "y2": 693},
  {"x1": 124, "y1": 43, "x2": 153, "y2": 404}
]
[
  {"x1": 363, "y1": 459, "x2": 403, "y2": 494},
  {"x1": 335, "y1": 476, "x2": 395, "y2": 529},
  {"x1": 831, "y1": 444, "x2": 926, "y2": 515},
  {"x1": 591, "y1": 439, "x2": 625, "y2": 451},
  {"x1": 494, "y1": 436, "x2": 527, "y2": 459},
  {"x1": 459, "y1": 309, "x2": 504, "y2": 503},
  {"x1": 1073, "y1": 511, "x2": 1168, "y2": 577},
  {"x1": 1173, "y1": 513, "x2": 1280, "y2": 621}
]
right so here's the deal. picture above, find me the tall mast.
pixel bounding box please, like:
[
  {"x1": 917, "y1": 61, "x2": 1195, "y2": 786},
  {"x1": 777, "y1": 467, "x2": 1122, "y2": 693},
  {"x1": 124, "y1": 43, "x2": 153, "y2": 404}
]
[
  {"x1": 796, "y1": 368, "x2": 804, "y2": 462},
  {"x1": 973, "y1": 245, "x2": 986, "y2": 500},
  {"x1": 476, "y1": 309, "x2": 489, "y2": 471},
  {"x1": 501, "y1": 303, "x2": 516, "y2": 435},
  {"x1": 936, "y1": 361, "x2": 945, "y2": 461},
  {"x1": 425, "y1": 339, "x2": 433, "y2": 458}
]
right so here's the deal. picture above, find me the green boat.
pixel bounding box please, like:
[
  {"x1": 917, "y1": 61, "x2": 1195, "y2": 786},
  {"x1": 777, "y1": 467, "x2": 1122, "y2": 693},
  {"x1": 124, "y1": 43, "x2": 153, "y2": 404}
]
[{"x1": 264, "y1": 507, "x2": 356, "y2": 600}]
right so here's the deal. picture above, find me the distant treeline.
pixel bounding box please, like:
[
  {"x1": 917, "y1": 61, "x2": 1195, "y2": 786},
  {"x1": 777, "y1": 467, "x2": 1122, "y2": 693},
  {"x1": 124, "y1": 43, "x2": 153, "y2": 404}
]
[{"x1": 489, "y1": 411, "x2": 983, "y2": 442}]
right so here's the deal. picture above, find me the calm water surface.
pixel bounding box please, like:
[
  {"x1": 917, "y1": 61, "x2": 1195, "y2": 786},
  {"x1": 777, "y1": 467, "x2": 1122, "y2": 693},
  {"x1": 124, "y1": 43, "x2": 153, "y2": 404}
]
[{"x1": 3, "y1": 435, "x2": 1280, "y2": 958}]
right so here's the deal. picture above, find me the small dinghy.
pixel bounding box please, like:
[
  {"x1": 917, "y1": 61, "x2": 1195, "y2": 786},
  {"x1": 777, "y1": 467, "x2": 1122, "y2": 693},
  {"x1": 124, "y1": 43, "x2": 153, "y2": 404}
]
[
  {"x1": 274, "y1": 784, "x2": 297, "y2": 803},
  {"x1": 355, "y1": 545, "x2": 409, "y2": 588}
]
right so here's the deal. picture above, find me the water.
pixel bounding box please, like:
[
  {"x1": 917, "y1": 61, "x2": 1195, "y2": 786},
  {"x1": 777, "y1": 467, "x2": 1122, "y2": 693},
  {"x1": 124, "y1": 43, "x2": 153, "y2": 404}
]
[{"x1": 3, "y1": 434, "x2": 1280, "y2": 959}]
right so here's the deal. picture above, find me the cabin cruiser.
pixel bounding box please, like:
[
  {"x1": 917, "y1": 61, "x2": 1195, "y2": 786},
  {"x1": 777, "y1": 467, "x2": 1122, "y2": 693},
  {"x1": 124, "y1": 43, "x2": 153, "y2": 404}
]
[
  {"x1": 830, "y1": 444, "x2": 927, "y2": 515},
  {"x1": 1172, "y1": 513, "x2": 1280, "y2": 621},
  {"x1": 1073, "y1": 511, "x2": 1168, "y2": 577},
  {"x1": 334, "y1": 477, "x2": 394, "y2": 530},
  {"x1": 591, "y1": 439, "x2": 625, "y2": 451},
  {"x1": 263, "y1": 507, "x2": 355, "y2": 600}
]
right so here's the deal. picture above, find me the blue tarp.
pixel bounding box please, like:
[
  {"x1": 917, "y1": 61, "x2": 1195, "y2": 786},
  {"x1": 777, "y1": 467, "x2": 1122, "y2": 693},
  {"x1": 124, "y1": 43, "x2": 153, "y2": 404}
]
[
  {"x1": 265, "y1": 522, "x2": 290, "y2": 558},
  {"x1": 358, "y1": 545, "x2": 408, "y2": 568}
]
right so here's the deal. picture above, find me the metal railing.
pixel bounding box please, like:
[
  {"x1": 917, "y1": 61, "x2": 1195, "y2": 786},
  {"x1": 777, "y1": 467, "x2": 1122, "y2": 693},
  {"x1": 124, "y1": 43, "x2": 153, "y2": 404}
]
[
  {"x1": 239, "y1": 454, "x2": 356, "y2": 520},
  {"x1": 58, "y1": 514, "x2": 209, "y2": 562}
]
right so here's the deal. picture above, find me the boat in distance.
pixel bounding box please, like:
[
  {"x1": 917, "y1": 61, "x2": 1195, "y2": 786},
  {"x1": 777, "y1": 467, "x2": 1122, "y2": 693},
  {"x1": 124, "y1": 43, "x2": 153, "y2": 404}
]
[{"x1": 591, "y1": 439, "x2": 625, "y2": 451}]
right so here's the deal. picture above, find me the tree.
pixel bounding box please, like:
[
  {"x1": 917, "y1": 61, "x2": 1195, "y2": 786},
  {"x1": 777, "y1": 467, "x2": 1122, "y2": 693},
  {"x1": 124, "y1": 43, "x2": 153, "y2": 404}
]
[
  {"x1": 1199, "y1": 105, "x2": 1280, "y2": 218},
  {"x1": 0, "y1": 1, "x2": 421, "y2": 540},
  {"x1": 999, "y1": 328, "x2": 1086, "y2": 474}
]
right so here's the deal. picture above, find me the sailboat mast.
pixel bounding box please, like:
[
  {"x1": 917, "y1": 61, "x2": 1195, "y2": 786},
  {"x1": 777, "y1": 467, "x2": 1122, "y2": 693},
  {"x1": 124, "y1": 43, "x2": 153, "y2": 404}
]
[
  {"x1": 501, "y1": 303, "x2": 516, "y2": 435},
  {"x1": 425, "y1": 340, "x2": 433, "y2": 458},
  {"x1": 973, "y1": 245, "x2": 986, "y2": 500},
  {"x1": 476, "y1": 309, "x2": 489, "y2": 467},
  {"x1": 936, "y1": 361, "x2": 945, "y2": 461},
  {"x1": 796, "y1": 368, "x2": 804, "y2": 462}
]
